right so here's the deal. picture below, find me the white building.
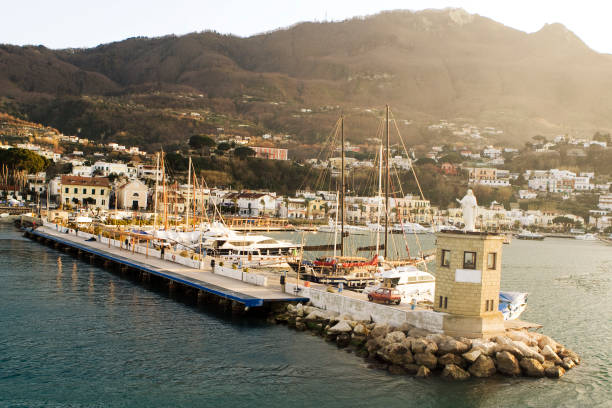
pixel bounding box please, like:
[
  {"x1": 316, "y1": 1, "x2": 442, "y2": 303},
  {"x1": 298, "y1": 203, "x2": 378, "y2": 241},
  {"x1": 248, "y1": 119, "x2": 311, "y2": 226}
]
[
  {"x1": 482, "y1": 147, "x2": 502, "y2": 159},
  {"x1": 137, "y1": 164, "x2": 163, "y2": 180},
  {"x1": 598, "y1": 194, "x2": 612, "y2": 211},
  {"x1": 116, "y1": 180, "x2": 149, "y2": 210},
  {"x1": 72, "y1": 165, "x2": 93, "y2": 177},
  {"x1": 93, "y1": 161, "x2": 137, "y2": 178},
  {"x1": 518, "y1": 190, "x2": 537, "y2": 200}
]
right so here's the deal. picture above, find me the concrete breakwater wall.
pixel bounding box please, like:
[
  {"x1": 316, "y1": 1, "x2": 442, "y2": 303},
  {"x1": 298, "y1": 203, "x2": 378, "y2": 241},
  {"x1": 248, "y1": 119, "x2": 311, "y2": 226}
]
[
  {"x1": 213, "y1": 265, "x2": 269, "y2": 287},
  {"x1": 271, "y1": 302, "x2": 580, "y2": 380},
  {"x1": 286, "y1": 283, "x2": 444, "y2": 333}
]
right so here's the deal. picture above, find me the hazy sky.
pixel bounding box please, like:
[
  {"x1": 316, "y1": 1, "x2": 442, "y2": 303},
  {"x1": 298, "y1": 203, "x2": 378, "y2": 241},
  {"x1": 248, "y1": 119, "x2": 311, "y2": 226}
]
[{"x1": 3, "y1": 0, "x2": 611, "y2": 53}]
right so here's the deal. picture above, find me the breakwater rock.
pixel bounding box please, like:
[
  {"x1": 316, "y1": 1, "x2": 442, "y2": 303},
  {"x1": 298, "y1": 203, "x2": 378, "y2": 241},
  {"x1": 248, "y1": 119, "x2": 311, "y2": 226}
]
[{"x1": 270, "y1": 303, "x2": 580, "y2": 380}]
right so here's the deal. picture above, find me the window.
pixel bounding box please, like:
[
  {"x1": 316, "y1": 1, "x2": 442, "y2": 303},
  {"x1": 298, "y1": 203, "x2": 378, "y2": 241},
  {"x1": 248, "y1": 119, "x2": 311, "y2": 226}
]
[
  {"x1": 490, "y1": 299, "x2": 495, "y2": 311},
  {"x1": 444, "y1": 297, "x2": 448, "y2": 309},
  {"x1": 441, "y1": 249, "x2": 451, "y2": 267},
  {"x1": 439, "y1": 296, "x2": 443, "y2": 308},
  {"x1": 65, "y1": 187, "x2": 69, "y2": 193},
  {"x1": 91, "y1": 189, "x2": 96, "y2": 195},
  {"x1": 83, "y1": 188, "x2": 87, "y2": 194},
  {"x1": 463, "y1": 251, "x2": 477, "y2": 269},
  {"x1": 487, "y1": 253, "x2": 497, "y2": 269},
  {"x1": 102, "y1": 200, "x2": 105, "y2": 205},
  {"x1": 73, "y1": 188, "x2": 78, "y2": 194},
  {"x1": 485, "y1": 300, "x2": 490, "y2": 311},
  {"x1": 100, "y1": 189, "x2": 105, "y2": 195}
]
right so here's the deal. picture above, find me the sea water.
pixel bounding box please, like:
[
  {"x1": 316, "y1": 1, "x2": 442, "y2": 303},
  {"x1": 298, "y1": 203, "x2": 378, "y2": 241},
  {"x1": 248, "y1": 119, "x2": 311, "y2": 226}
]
[{"x1": 0, "y1": 224, "x2": 610, "y2": 407}]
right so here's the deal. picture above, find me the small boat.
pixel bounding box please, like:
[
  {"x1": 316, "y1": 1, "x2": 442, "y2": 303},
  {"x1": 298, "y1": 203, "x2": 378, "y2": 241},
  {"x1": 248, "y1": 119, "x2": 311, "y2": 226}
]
[
  {"x1": 517, "y1": 230, "x2": 544, "y2": 240},
  {"x1": 392, "y1": 222, "x2": 431, "y2": 234},
  {"x1": 363, "y1": 264, "x2": 435, "y2": 304},
  {"x1": 499, "y1": 291, "x2": 528, "y2": 320},
  {"x1": 575, "y1": 233, "x2": 598, "y2": 241},
  {"x1": 0, "y1": 213, "x2": 9, "y2": 218},
  {"x1": 317, "y1": 218, "x2": 369, "y2": 235}
]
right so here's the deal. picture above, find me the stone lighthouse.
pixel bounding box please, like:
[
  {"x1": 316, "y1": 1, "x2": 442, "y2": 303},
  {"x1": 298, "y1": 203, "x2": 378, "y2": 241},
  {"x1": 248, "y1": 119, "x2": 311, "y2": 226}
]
[{"x1": 434, "y1": 190, "x2": 506, "y2": 338}]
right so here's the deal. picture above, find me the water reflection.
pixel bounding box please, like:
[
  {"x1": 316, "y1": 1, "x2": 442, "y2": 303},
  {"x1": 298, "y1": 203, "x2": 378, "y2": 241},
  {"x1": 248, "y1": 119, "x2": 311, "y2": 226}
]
[
  {"x1": 56, "y1": 256, "x2": 62, "y2": 291},
  {"x1": 88, "y1": 270, "x2": 94, "y2": 296},
  {"x1": 108, "y1": 280, "x2": 115, "y2": 303},
  {"x1": 71, "y1": 261, "x2": 78, "y2": 291}
]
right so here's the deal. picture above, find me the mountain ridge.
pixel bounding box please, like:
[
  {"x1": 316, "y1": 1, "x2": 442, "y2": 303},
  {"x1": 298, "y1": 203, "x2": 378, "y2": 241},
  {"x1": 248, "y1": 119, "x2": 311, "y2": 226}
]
[{"x1": 1, "y1": 8, "x2": 611, "y2": 147}]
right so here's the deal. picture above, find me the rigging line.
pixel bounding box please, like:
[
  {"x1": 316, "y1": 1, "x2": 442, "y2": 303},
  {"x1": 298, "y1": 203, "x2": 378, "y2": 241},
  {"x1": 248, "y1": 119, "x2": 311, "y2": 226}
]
[
  {"x1": 389, "y1": 108, "x2": 436, "y2": 232},
  {"x1": 296, "y1": 117, "x2": 342, "y2": 192},
  {"x1": 311, "y1": 119, "x2": 341, "y2": 192},
  {"x1": 389, "y1": 109, "x2": 427, "y2": 202},
  {"x1": 390, "y1": 155, "x2": 428, "y2": 269}
]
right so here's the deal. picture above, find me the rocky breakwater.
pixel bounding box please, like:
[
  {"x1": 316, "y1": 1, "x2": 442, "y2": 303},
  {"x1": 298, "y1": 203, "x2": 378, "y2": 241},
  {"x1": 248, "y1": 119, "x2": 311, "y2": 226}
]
[{"x1": 270, "y1": 303, "x2": 580, "y2": 380}]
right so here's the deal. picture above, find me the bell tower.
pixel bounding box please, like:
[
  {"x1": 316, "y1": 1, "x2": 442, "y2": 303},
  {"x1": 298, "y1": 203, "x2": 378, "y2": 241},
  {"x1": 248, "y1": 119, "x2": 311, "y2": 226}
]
[{"x1": 434, "y1": 231, "x2": 506, "y2": 338}]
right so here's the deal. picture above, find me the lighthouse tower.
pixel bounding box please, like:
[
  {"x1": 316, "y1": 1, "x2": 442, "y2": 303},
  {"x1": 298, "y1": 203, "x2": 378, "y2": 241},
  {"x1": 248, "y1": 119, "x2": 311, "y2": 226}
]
[{"x1": 433, "y1": 231, "x2": 506, "y2": 338}]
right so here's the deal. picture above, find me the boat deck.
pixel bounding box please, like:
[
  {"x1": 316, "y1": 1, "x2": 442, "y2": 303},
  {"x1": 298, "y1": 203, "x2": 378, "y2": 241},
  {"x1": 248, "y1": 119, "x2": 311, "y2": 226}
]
[{"x1": 30, "y1": 226, "x2": 309, "y2": 307}]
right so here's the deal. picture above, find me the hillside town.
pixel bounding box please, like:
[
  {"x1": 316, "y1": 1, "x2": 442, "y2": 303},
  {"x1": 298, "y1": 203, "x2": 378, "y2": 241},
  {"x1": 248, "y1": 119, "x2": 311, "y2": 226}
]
[{"x1": 1, "y1": 114, "x2": 611, "y2": 235}]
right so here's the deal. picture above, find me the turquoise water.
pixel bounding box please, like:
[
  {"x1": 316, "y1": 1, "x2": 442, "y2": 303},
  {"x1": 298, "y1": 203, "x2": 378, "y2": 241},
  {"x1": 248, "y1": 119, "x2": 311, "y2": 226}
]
[{"x1": 0, "y1": 224, "x2": 610, "y2": 407}]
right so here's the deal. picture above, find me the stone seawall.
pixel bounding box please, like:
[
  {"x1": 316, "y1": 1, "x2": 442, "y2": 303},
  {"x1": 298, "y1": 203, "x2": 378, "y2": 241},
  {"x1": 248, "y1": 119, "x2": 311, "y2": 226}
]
[
  {"x1": 270, "y1": 302, "x2": 580, "y2": 380},
  {"x1": 286, "y1": 283, "x2": 444, "y2": 332}
]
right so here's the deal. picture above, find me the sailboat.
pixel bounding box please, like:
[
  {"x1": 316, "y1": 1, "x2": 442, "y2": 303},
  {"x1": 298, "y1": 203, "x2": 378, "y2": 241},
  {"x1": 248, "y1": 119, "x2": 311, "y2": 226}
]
[{"x1": 295, "y1": 108, "x2": 432, "y2": 289}]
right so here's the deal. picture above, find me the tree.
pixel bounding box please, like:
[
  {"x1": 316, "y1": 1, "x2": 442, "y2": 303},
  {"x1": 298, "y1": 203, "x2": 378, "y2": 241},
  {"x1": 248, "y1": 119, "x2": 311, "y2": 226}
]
[
  {"x1": 216, "y1": 142, "x2": 231, "y2": 155},
  {"x1": 532, "y1": 135, "x2": 547, "y2": 144},
  {"x1": 439, "y1": 152, "x2": 463, "y2": 164},
  {"x1": 234, "y1": 146, "x2": 256, "y2": 159},
  {"x1": 0, "y1": 148, "x2": 49, "y2": 173},
  {"x1": 552, "y1": 216, "x2": 575, "y2": 232},
  {"x1": 414, "y1": 157, "x2": 436, "y2": 166},
  {"x1": 593, "y1": 132, "x2": 611, "y2": 144},
  {"x1": 189, "y1": 134, "x2": 216, "y2": 153}
]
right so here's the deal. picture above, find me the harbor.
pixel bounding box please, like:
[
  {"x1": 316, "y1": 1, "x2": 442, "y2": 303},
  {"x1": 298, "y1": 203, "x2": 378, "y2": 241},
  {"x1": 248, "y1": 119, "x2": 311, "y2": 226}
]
[
  {"x1": 20, "y1": 216, "x2": 583, "y2": 382},
  {"x1": 26, "y1": 222, "x2": 309, "y2": 309}
]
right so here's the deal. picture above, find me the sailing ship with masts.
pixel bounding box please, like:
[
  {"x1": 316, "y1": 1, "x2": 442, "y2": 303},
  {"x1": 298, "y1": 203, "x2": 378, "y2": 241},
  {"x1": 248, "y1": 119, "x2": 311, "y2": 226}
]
[{"x1": 291, "y1": 106, "x2": 435, "y2": 290}]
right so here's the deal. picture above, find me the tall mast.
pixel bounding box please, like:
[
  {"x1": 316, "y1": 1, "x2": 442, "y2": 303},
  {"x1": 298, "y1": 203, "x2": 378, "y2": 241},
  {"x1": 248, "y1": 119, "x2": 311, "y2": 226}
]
[
  {"x1": 340, "y1": 115, "x2": 345, "y2": 257},
  {"x1": 333, "y1": 191, "x2": 339, "y2": 259},
  {"x1": 186, "y1": 156, "x2": 191, "y2": 231},
  {"x1": 376, "y1": 143, "x2": 383, "y2": 255},
  {"x1": 384, "y1": 105, "x2": 389, "y2": 259},
  {"x1": 162, "y1": 152, "x2": 168, "y2": 230},
  {"x1": 153, "y1": 152, "x2": 159, "y2": 231}
]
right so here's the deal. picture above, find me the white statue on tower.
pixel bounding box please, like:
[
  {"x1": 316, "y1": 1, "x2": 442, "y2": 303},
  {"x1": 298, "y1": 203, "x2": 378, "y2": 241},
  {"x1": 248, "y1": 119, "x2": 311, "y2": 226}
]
[{"x1": 457, "y1": 189, "x2": 478, "y2": 231}]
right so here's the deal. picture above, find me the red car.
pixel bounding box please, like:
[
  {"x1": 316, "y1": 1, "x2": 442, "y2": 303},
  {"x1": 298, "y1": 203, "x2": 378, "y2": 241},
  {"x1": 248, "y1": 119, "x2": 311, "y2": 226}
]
[{"x1": 367, "y1": 288, "x2": 402, "y2": 305}]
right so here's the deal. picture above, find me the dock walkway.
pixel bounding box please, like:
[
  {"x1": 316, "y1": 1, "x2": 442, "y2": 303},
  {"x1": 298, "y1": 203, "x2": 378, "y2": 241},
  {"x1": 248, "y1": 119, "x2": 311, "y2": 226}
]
[{"x1": 31, "y1": 226, "x2": 308, "y2": 307}]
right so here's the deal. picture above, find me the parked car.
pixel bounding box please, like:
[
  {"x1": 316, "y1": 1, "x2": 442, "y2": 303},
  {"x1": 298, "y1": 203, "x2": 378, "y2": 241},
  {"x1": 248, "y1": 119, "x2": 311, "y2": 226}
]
[{"x1": 367, "y1": 288, "x2": 401, "y2": 305}]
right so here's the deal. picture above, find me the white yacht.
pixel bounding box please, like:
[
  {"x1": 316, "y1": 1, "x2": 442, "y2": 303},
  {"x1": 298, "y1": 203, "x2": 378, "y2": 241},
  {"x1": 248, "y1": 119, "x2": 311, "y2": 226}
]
[
  {"x1": 317, "y1": 217, "x2": 369, "y2": 235},
  {"x1": 146, "y1": 222, "x2": 301, "y2": 267},
  {"x1": 363, "y1": 264, "x2": 435, "y2": 304},
  {"x1": 517, "y1": 230, "x2": 545, "y2": 240},
  {"x1": 575, "y1": 233, "x2": 598, "y2": 241},
  {"x1": 391, "y1": 222, "x2": 431, "y2": 234}
]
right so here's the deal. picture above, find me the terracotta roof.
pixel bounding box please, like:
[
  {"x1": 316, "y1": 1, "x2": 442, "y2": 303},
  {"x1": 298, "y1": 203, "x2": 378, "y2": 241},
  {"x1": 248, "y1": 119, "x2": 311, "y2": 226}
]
[{"x1": 60, "y1": 175, "x2": 110, "y2": 187}]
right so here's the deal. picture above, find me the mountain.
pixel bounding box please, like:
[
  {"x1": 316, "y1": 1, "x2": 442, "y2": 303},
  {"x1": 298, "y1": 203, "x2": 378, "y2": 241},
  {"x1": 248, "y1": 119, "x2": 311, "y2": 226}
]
[{"x1": 1, "y1": 8, "x2": 611, "y2": 149}]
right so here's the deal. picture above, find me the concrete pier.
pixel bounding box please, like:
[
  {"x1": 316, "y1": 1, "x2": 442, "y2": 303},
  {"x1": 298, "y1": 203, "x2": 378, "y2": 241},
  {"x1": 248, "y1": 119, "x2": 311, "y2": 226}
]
[{"x1": 26, "y1": 225, "x2": 308, "y2": 308}]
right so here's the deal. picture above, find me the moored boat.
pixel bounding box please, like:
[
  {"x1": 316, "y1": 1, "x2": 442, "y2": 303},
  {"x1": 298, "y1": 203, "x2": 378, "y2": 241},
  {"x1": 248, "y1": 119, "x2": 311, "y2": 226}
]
[
  {"x1": 575, "y1": 233, "x2": 598, "y2": 241},
  {"x1": 517, "y1": 230, "x2": 544, "y2": 240},
  {"x1": 499, "y1": 291, "x2": 528, "y2": 320}
]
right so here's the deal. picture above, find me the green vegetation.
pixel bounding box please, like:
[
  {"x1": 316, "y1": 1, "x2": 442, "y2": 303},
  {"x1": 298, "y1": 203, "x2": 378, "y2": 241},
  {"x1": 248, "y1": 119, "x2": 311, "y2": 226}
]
[
  {"x1": 0, "y1": 148, "x2": 49, "y2": 173},
  {"x1": 233, "y1": 146, "x2": 255, "y2": 159},
  {"x1": 189, "y1": 134, "x2": 216, "y2": 151},
  {"x1": 165, "y1": 153, "x2": 312, "y2": 195}
]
